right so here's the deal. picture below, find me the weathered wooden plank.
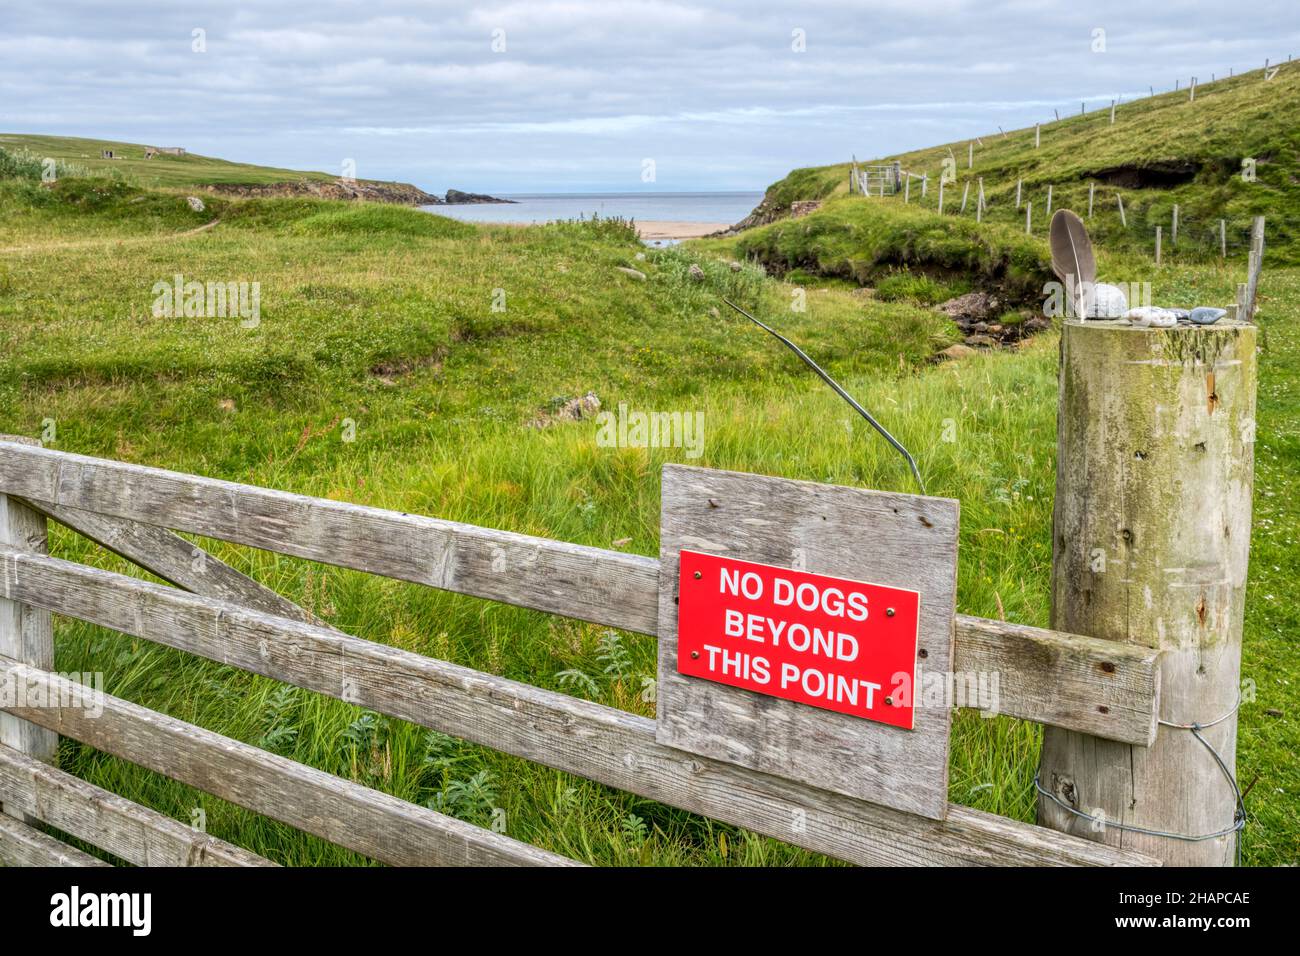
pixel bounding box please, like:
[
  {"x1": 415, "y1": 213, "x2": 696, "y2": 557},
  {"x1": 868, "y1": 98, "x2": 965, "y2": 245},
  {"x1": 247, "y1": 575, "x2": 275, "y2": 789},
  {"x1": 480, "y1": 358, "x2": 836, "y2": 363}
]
[
  {"x1": 0, "y1": 813, "x2": 110, "y2": 867},
  {"x1": 0, "y1": 442, "x2": 1160, "y2": 742},
  {"x1": 655, "y1": 465, "x2": 959, "y2": 820},
  {"x1": 0, "y1": 443, "x2": 57, "y2": 824},
  {"x1": 0, "y1": 440, "x2": 659, "y2": 634},
  {"x1": 954, "y1": 615, "x2": 1159, "y2": 746},
  {"x1": 0, "y1": 743, "x2": 275, "y2": 867},
  {"x1": 23, "y1": 496, "x2": 323, "y2": 626},
  {"x1": 0, "y1": 658, "x2": 581, "y2": 867},
  {"x1": 0, "y1": 550, "x2": 1156, "y2": 865}
]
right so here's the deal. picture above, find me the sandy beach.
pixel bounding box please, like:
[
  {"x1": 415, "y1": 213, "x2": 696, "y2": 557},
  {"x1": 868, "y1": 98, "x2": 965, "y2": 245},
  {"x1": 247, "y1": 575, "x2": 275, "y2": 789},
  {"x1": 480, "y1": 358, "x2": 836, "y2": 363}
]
[{"x1": 636, "y1": 220, "x2": 731, "y2": 241}]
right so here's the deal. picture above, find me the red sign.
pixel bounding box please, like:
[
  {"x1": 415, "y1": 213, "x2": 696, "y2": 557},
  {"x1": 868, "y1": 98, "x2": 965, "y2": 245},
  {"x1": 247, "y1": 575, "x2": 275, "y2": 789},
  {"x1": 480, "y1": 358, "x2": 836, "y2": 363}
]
[{"x1": 675, "y1": 550, "x2": 921, "y2": 729}]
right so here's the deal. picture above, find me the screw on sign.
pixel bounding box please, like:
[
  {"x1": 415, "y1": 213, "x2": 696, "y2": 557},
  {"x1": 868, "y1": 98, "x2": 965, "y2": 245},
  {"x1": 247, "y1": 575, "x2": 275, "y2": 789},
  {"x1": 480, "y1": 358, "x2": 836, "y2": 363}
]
[{"x1": 675, "y1": 550, "x2": 921, "y2": 730}]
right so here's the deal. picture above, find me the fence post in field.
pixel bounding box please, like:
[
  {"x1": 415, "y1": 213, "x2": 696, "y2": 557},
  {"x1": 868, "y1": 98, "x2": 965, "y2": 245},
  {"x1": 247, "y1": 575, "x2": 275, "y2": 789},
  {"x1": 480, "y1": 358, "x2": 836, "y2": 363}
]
[
  {"x1": 1035, "y1": 123, "x2": 1041, "y2": 148},
  {"x1": 0, "y1": 435, "x2": 58, "y2": 822},
  {"x1": 1088, "y1": 182, "x2": 1095, "y2": 218},
  {"x1": 1046, "y1": 185, "x2": 1053, "y2": 217},
  {"x1": 960, "y1": 182, "x2": 969, "y2": 213},
  {"x1": 1025, "y1": 200, "x2": 1032, "y2": 234},
  {"x1": 1016, "y1": 178, "x2": 1022, "y2": 209},
  {"x1": 1172, "y1": 204, "x2": 1179, "y2": 245},
  {"x1": 1241, "y1": 216, "x2": 1267, "y2": 322},
  {"x1": 1220, "y1": 219, "x2": 1227, "y2": 258},
  {"x1": 1038, "y1": 319, "x2": 1258, "y2": 865},
  {"x1": 904, "y1": 174, "x2": 911, "y2": 203},
  {"x1": 1110, "y1": 100, "x2": 1116, "y2": 124},
  {"x1": 1155, "y1": 225, "x2": 1162, "y2": 265},
  {"x1": 1116, "y1": 193, "x2": 1127, "y2": 227},
  {"x1": 938, "y1": 179, "x2": 945, "y2": 215}
]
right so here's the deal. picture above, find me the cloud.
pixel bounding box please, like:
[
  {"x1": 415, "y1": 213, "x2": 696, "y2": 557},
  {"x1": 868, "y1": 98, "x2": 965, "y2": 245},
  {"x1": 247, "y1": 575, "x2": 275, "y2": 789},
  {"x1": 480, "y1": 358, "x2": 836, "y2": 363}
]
[{"x1": 1, "y1": 0, "x2": 1296, "y2": 190}]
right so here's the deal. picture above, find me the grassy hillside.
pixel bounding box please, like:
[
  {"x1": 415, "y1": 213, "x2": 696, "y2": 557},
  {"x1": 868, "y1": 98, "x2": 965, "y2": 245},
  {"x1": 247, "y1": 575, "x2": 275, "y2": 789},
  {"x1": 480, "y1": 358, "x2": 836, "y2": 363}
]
[
  {"x1": 0, "y1": 132, "x2": 439, "y2": 196},
  {"x1": 0, "y1": 133, "x2": 345, "y2": 188},
  {"x1": 0, "y1": 118, "x2": 1296, "y2": 866},
  {"x1": 734, "y1": 63, "x2": 1300, "y2": 267}
]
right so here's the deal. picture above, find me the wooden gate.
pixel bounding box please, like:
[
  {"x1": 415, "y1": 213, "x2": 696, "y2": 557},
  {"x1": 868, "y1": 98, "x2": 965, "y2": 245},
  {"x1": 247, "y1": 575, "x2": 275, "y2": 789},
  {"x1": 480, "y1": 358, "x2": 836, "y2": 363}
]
[{"x1": 0, "y1": 317, "x2": 1255, "y2": 867}]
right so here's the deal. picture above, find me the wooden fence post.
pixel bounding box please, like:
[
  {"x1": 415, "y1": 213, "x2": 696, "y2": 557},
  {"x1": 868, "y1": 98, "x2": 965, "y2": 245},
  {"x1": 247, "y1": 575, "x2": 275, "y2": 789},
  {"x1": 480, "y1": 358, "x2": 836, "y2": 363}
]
[
  {"x1": 1038, "y1": 321, "x2": 1257, "y2": 865},
  {"x1": 0, "y1": 435, "x2": 58, "y2": 822},
  {"x1": 1242, "y1": 216, "x2": 1266, "y2": 321}
]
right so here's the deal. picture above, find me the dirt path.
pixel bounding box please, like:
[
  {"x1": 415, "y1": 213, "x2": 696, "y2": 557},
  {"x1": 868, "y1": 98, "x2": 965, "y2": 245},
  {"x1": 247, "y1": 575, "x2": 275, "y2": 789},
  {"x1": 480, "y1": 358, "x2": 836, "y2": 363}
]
[{"x1": 0, "y1": 217, "x2": 221, "y2": 255}]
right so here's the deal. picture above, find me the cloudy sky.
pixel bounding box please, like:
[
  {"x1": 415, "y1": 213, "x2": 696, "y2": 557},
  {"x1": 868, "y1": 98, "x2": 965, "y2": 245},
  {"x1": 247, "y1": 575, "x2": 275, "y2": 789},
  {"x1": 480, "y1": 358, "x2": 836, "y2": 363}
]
[{"x1": 3, "y1": 1, "x2": 1296, "y2": 192}]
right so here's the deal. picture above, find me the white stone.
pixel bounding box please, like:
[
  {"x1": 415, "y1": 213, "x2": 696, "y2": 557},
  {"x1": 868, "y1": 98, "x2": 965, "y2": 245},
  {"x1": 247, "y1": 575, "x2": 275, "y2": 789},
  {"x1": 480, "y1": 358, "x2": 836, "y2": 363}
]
[
  {"x1": 1125, "y1": 306, "x2": 1179, "y2": 328},
  {"x1": 1085, "y1": 282, "x2": 1128, "y2": 319}
]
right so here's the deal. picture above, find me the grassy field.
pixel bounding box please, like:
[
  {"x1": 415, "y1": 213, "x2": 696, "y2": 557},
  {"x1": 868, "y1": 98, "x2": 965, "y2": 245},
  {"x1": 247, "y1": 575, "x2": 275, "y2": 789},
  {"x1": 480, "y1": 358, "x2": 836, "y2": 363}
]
[
  {"x1": 0, "y1": 118, "x2": 1296, "y2": 865},
  {"x1": 742, "y1": 63, "x2": 1300, "y2": 266},
  {"x1": 0, "y1": 132, "x2": 432, "y2": 195}
]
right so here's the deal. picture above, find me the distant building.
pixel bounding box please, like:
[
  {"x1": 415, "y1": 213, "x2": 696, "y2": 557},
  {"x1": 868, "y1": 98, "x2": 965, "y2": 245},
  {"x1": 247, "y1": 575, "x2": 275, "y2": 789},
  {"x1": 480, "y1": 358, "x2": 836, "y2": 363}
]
[
  {"x1": 100, "y1": 149, "x2": 115, "y2": 159},
  {"x1": 143, "y1": 146, "x2": 185, "y2": 159}
]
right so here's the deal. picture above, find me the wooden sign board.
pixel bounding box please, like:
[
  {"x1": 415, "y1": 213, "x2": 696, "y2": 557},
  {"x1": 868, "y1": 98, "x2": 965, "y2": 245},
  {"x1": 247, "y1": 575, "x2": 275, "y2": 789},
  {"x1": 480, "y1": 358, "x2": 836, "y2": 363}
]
[{"x1": 656, "y1": 465, "x2": 959, "y2": 820}]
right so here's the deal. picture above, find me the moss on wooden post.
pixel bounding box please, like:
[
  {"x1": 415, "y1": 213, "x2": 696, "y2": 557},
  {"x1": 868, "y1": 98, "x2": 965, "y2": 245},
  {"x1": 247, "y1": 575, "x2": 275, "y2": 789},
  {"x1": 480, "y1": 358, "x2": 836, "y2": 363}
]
[{"x1": 1038, "y1": 319, "x2": 1257, "y2": 865}]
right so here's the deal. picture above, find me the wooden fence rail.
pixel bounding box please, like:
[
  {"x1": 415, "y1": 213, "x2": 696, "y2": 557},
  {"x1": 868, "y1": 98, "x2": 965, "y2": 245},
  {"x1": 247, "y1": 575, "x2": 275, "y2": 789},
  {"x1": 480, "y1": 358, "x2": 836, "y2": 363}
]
[
  {"x1": 0, "y1": 658, "x2": 577, "y2": 867},
  {"x1": 0, "y1": 439, "x2": 1162, "y2": 867},
  {"x1": 0, "y1": 442, "x2": 1159, "y2": 744},
  {"x1": 0, "y1": 545, "x2": 1154, "y2": 866},
  {"x1": 0, "y1": 744, "x2": 274, "y2": 867}
]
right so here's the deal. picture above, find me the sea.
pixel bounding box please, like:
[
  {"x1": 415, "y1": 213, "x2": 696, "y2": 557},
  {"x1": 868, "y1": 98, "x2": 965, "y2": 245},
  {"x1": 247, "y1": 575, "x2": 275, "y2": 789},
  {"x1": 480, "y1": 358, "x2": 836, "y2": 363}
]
[{"x1": 422, "y1": 191, "x2": 763, "y2": 228}]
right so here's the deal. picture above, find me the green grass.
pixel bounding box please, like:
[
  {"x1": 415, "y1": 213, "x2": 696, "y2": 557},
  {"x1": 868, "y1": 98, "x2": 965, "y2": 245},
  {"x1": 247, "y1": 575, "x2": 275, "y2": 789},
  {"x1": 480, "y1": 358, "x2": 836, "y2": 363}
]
[
  {"x1": 733, "y1": 63, "x2": 1300, "y2": 266},
  {"x1": 0, "y1": 121, "x2": 1296, "y2": 865},
  {"x1": 705, "y1": 197, "x2": 1053, "y2": 304},
  {"x1": 0, "y1": 132, "x2": 422, "y2": 194}
]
